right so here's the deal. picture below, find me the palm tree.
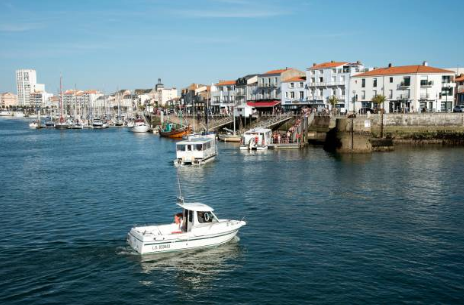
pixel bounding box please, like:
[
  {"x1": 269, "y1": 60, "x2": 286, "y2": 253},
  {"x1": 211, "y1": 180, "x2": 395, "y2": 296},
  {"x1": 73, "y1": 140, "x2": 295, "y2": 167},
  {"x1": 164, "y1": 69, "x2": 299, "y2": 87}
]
[
  {"x1": 371, "y1": 94, "x2": 386, "y2": 138},
  {"x1": 328, "y1": 95, "x2": 339, "y2": 115}
]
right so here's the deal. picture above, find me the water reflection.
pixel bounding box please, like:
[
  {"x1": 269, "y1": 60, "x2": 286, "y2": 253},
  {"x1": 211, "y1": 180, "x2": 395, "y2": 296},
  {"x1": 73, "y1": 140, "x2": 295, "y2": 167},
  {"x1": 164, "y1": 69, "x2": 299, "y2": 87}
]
[{"x1": 134, "y1": 238, "x2": 243, "y2": 291}]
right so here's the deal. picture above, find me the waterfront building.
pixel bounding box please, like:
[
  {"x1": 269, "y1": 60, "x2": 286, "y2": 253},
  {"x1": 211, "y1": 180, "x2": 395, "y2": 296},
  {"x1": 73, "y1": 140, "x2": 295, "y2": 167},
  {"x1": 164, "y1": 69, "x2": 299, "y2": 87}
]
[
  {"x1": 153, "y1": 79, "x2": 178, "y2": 107},
  {"x1": 456, "y1": 74, "x2": 464, "y2": 105},
  {"x1": 210, "y1": 80, "x2": 236, "y2": 114},
  {"x1": 235, "y1": 74, "x2": 258, "y2": 117},
  {"x1": 281, "y1": 76, "x2": 307, "y2": 112},
  {"x1": 180, "y1": 84, "x2": 206, "y2": 114},
  {"x1": 0, "y1": 92, "x2": 18, "y2": 108},
  {"x1": 306, "y1": 61, "x2": 366, "y2": 112},
  {"x1": 63, "y1": 90, "x2": 103, "y2": 118},
  {"x1": 16, "y1": 69, "x2": 37, "y2": 106},
  {"x1": 351, "y1": 62, "x2": 455, "y2": 113},
  {"x1": 255, "y1": 68, "x2": 304, "y2": 113}
]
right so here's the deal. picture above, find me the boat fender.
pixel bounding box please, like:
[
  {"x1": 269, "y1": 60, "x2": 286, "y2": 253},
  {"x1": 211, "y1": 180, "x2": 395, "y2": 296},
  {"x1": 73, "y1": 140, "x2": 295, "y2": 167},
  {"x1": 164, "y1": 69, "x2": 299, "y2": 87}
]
[{"x1": 204, "y1": 213, "x2": 210, "y2": 222}]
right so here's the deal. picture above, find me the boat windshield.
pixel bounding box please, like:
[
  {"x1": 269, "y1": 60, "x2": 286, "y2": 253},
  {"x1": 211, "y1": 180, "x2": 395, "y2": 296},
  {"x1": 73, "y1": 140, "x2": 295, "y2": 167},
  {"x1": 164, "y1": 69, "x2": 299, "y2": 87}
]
[
  {"x1": 197, "y1": 211, "x2": 217, "y2": 223},
  {"x1": 195, "y1": 144, "x2": 203, "y2": 151}
]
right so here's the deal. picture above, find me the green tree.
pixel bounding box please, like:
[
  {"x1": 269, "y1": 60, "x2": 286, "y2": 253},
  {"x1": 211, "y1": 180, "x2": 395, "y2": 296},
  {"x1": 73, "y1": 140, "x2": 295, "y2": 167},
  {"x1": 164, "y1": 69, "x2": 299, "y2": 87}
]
[
  {"x1": 328, "y1": 95, "x2": 339, "y2": 115},
  {"x1": 371, "y1": 94, "x2": 386, "y2": 138}
]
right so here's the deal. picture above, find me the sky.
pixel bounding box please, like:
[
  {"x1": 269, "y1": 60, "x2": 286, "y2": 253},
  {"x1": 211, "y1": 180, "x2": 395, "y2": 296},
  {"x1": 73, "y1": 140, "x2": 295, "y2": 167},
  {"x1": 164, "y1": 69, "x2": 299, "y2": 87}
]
[{"x1": 1, "y1": 0, "x2": 464, "y2": 94}]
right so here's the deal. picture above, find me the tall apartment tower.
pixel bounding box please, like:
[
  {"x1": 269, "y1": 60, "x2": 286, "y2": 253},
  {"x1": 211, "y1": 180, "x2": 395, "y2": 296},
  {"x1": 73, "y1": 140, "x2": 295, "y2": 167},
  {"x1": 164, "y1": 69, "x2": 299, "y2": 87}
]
[{"x1": 16, "y1": 69, "x2": 37, "y2": 106}]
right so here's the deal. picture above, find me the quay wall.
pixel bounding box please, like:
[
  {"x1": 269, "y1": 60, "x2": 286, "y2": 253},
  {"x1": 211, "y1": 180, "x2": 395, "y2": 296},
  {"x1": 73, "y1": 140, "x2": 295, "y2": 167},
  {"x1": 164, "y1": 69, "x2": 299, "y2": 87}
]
[{"x1": 368, "y1": 113, "x2": 464, "y2": 144}]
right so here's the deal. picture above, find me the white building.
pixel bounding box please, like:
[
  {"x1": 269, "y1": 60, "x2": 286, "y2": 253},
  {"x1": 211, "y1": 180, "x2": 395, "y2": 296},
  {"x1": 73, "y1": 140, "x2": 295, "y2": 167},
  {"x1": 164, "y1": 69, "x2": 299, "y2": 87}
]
[
  {"x1": 210, "y1": 80, "x2": 236, "y2": 114},
  {"x1": 306, "y1": 61, "x2": 366, "y2": 112},
  {"x1": 281, "y1": 76, "x2": 307, "y2": 111},
  {"x1": 153, "y1": 79, "x2": 178, "y2": 107},
  {"x1": 16, "y1": 69, "x2": 37, "y2": 106},
  {"x1": 235, "y1": 74, "x2": 258, "y2": 117},
  {"x1": 351, "y1": 62, "x2": 456, "y2": 113}
]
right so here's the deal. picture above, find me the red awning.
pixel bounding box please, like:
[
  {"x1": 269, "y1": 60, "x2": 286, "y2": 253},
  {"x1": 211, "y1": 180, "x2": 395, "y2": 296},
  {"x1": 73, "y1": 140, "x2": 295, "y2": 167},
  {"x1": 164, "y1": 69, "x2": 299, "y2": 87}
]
[{"x1": 247, "y1": 101, "x2": 280, "y2": 108}]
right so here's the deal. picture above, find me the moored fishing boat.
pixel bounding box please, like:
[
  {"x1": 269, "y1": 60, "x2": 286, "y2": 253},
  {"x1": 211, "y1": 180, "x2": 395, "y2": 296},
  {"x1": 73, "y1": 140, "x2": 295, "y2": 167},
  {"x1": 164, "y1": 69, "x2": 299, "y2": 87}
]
[
  {"x1": 127, "y1": 197, "x2": 246, "y2": 255},
  {"x1": 159, "y1": 122, "x2": 191, "y2": 139}
]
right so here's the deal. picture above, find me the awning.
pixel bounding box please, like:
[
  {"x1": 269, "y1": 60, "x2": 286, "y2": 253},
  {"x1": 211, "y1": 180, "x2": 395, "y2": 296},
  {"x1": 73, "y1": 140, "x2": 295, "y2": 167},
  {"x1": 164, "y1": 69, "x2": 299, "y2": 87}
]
[{"x1": 247, "y1": 101, "x2": 280, "y2": 108}]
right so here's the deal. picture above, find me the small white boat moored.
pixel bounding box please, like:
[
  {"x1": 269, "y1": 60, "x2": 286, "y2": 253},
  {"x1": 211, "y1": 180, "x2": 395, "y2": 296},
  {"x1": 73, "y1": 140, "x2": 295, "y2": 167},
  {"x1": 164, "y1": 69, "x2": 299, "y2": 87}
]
[
  {"x1": 240, "y1": 128, "x2": 272, "y2": 150},
  {"x1": 127, "y1": 198, "x2": 246, "y2": 255},
  {"x1": 130, "y1": 118, "x2": 150, "y2": 133},
  {"x1": 174, "y1": 133, "x2": 217, "y2": 166}
]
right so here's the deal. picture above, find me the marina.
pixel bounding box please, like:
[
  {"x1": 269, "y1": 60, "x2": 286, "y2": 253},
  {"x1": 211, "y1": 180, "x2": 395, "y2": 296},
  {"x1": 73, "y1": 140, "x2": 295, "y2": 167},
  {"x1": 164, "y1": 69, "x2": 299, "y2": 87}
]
[{"x1": 1, "y1": 117, "x2": 464, "y2": 304}]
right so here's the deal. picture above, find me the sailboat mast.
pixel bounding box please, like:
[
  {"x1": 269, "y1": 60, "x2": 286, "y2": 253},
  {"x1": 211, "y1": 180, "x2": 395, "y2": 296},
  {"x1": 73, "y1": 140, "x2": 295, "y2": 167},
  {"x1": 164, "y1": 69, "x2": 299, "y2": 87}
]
[{"x1": 59, "y1": 75, "x2": 63, "y2": 121}]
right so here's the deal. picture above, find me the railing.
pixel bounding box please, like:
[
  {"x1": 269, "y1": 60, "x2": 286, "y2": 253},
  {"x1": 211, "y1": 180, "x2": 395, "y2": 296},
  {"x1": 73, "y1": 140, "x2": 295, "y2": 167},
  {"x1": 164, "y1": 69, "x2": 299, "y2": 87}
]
[
  {"x1": 397, "y1": 94, "x2": 410, "y2": 100},
  {"x1": 420, "y1": 94, "x2": 430, "y2": 99},
  {"x1": 308, "y1": 82, "x2": 345, "y2": 87},
  {"x1": 398, "y1": 82, "x2": 410, "y2": 88},
  {"x1": 420, "y1": 81, "x2": 434, "y2": 87},
  {"x1": 259, "y1": 83, "x2": 277, "y2": 88}
]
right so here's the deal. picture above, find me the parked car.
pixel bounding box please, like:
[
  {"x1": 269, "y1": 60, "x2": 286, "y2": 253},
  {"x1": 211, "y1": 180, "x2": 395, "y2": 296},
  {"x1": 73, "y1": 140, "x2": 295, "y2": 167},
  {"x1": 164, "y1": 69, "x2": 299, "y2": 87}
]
[{"x1": 453, "y1": 105, "x2": 464, "y2": 113}]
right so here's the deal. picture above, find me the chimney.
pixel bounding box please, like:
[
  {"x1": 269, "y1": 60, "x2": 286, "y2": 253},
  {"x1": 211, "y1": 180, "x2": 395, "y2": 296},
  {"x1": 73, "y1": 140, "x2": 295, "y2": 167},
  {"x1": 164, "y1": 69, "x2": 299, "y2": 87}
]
[
  {"x1": 356, "y1": 60, "x2": 361, "y2": 65},
  {"x1": 423, "y1": 61, "x2": 428, "y2": 66},
  {"x1": 331, "y1": 60, "x2": 335, "y2": 63},
  {"x1": 313, "y1": 63, "x2": 317, "y2": 67},
  {"x1": 388, "y1": 63, "x2": 392, "y2": 68}
]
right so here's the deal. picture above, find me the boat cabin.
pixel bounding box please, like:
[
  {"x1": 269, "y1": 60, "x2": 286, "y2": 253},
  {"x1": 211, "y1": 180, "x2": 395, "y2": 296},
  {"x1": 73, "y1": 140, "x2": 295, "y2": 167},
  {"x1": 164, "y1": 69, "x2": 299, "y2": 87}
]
[
  {"x1": 177, "y1": 202, "x2": 219, "y2": 232},
  {"x1": 174, "y1": 136, "x2": 217, "y2": 166},
  {"x1": 240, "y1": 128, "x2": 272, "y2": 150}
]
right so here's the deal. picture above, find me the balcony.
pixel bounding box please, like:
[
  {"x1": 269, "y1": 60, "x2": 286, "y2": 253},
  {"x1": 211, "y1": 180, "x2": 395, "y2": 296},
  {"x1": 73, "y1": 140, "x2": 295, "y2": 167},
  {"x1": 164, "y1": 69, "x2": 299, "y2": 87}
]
[
  {"x1": 397, "y1": 94, "x2": 410, "y2": 100},
  {"x1": 259, "y1": 83, "x2": 277, "y2": 88},
  {"x1": 442, "y1": 82, "x2": 456, "y2": 88},
  {"x1": 420, "y1": 81, "x2": 434, "y2": 88},
  {"x1": 398, "y1": 82, "x2": 410, "y2": 89},
  {"x1": 308, "y1": 81, "x2": 345, "y2": 87},
  {"x1": 420, "y1": 93, "x2": 430, "y2": 100}
]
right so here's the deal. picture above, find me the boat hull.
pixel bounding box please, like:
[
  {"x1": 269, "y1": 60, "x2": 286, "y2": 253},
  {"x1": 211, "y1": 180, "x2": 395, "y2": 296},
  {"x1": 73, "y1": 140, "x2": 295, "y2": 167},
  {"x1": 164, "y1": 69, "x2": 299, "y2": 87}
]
[
  {"x1": 160, "y1": 126, "x2": 191, "y2": 139},
  {"x1": 218, "y1": 134, "x2": 241, "y2": 142},
  {"x1": 55, "y1": 123, "x2": 68, "y2": 130},
  {"x1": 130, "y1": 125, "x2": 150, "y2": 133},
  {"x1": 174, "y1": 155, "x2": 216, "y2": 167},
  {"x1": 127, "y1": 227, "x2": 240, "y2": 255}
]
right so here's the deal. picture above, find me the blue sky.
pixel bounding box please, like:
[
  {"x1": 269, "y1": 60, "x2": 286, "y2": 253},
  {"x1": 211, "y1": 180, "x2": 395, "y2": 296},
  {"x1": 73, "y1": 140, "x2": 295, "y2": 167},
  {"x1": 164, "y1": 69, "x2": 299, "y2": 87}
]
[{"x1": 1, "y1": 0, "x2": 463, "y2": 93}]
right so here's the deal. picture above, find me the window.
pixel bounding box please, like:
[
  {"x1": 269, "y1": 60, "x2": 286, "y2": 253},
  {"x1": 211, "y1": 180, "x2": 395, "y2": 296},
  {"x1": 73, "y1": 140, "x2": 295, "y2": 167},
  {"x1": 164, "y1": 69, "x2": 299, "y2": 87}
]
[
  {"x1": 332, "y1": 69, "x2": 336, "y2": 73},
  {"x1": 319, "y1": 77, "x2": 323, "y2": 82},
  {"x1": 285, "y1": 92, "x2": 289, "y2": 98},
  {"x1": 403, "y1": 77, "x2": 411, "y2": 86},
  {"x1": 290, "y1": 83, "x2": 294, "y2": 88},
  {"x1": 373, "y1": 90, "x2": 377, "y2": 97},
  {"x1": 300, "y1": 82, "x2": 304, "y2": 88},
  {"x1": 361, "y1": 90, "x2": 366, "y2": 99},
  {"x1": 311, "y1": 78, "x2": 315, "y2": 83},
  {"x1": 362, "y1": 79, "x2": 366, "y2": 88},
  {"x1": 389, "y1": 90, "x2": 393, "y2": 99},
  {"x1": 390, "y1": 77, "x2": 393, "y2": 83},
  {"x1": 442, "y1": 75, "x2": 451, "y2": 83},
  {"x1": 373, "y1": 78, "x2": 377, "y2": 87},
  {"x1": 319, "y1": 70, "x2": 323, "y2": 74},
  {"x1": 299, "y1": 91, "x2": 304, "y2": 99}
]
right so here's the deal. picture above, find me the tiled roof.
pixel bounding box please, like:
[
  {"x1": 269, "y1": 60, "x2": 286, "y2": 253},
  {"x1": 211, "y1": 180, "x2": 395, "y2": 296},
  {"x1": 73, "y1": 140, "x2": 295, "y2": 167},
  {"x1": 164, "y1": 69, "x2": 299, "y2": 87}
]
[
  {"x1": 263, "y1": 68, "x2": 289, "y2": 75},
  {"x1": 283, "y1": 76, "x2": 306, "y2": 83},
  {"x1": 354, "y1": 65, "x2": 454, "y2": 77},
  {"x1": 309, "y1": 62, "x2": 348, "y2": 70},
  {"x1": 216, "y1": 80, "x2": 236, "y2": 86}
]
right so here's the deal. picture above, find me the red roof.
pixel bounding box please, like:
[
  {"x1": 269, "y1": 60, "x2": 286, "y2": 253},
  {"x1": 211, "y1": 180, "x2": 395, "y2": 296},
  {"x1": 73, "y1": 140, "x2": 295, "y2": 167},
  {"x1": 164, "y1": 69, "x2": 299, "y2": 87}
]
[
  {"x1": 354, "y1": 65, "x2": 454, "y2": 77},
  {"x1": 263, "y1": 68, "x2": 289, "y2": 75},
  {"x1": 216, "y1": 80, "x2": 236, "y2": 86},
  {"x1": 309, "y1": 62, "x2": 348, "y2": 70},
  {"x1": 247, "y1": 101, "x2": 280, "y2": 108}
]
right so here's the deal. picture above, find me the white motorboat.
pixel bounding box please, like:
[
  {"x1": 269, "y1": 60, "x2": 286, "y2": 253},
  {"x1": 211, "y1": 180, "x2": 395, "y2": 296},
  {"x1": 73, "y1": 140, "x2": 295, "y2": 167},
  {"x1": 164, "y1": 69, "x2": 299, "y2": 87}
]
[
  {"x1": 240, "y1": 128, "x2": 272, "y2": 150},
  {"x1": 174, "y1": 133, "x2": 217, "y2": 166},
  {"x1": 29, "y1": 120, "x2": 41, "y2": 129},
  {"x1": 127, "y1": 198, "x2": 246, "y2": 255},
  {"x1": 0, "y1": 110, "x2": 11, "y2": 116},
  {"x1": 130, "y1": 118, "x2": 149, "y2": 133},
  {"x1": 13, "y1": 111, "x2": 25, "y2": 118},
  {"x1": 92, "y1": 119, "x2": 108, "y2": 129}
]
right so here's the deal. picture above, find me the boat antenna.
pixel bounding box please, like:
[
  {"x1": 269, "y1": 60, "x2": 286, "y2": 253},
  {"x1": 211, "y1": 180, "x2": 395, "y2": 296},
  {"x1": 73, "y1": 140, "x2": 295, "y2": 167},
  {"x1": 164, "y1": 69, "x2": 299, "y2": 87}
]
[{"x1": 176, "y1": 171, "x2": 184, "y2": 204}]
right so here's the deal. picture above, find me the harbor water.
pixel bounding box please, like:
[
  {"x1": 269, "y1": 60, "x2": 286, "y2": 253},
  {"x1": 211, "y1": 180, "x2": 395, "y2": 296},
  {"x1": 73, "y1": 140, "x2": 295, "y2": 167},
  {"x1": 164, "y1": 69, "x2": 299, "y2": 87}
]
[{"x1": 1, "y1": 117, "x2": 464, "y2": 304}]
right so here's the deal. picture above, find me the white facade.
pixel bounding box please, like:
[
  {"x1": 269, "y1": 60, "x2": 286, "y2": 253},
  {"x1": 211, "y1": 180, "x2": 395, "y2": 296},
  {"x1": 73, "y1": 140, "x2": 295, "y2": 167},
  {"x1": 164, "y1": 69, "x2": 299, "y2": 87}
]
[
  {"x1": 155, "y1": 88, "x2": 178, "y2": 106},
  {"x1": 235, "y1": 75, "x2": 257, "y2": 117},
  {"x1": 306, "y1": 61, "x2": 366, "y2": 111},
  {"x1": 281, "y1": 77, "x2": 307, "y2": 110},
  {"x1": 16, "y1": 69, "x2": 37, "y2": 106},
  {"x1": 350, "y1": 63, "x2": 456, "y2": 113},
  {"x1": 211, "y1": 81, "x2": 236, "y2": 113}
]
